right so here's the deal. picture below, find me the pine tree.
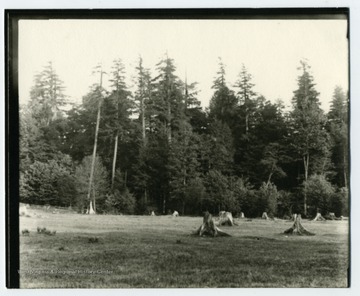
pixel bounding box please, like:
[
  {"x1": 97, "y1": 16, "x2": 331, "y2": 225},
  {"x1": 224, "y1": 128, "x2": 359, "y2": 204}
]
[
  {"x1": 234, "y1": 64, "x2": 257, "y2": 135},
  {"x1": 168, "y1": 124, "x2": 201, "y2": 215},
  {"x1": 327, "y1": 86, "x2": 349, "y2": 188},
  {"x1": 29, "y1": 61, "x2": 66, "y2": 127},
  {"x1": 290, "y1": 60, "x2": 330, "y2": 216},
  {"x1": 209, "y1": 58, "x2": 237, "y2": 125},
  {"x1": 153, "y1": 54, "x2": 182, "y2": 143},
  {"x1": 135, "y1": 57, "x2": 153, "y2": 146},
  {"x1": 107, "y1": 59, "x2": 133, "y2": 190}
]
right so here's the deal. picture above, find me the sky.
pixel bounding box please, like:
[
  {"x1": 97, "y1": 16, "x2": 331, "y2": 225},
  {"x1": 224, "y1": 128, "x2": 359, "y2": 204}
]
[{"x1": 19, "y1": 19, "x2": 348, "y2": 111}]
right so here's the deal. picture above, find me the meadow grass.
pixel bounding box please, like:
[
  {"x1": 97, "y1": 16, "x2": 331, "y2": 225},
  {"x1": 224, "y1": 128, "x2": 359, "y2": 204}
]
[{"x1": 19, "y1": 208, "x2": 349, "y2": 288}]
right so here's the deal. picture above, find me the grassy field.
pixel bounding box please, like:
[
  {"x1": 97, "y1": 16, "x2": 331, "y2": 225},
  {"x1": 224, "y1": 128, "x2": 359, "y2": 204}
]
[{"x1": 19, "y1": 206, "x2": 349, "y2": 288}]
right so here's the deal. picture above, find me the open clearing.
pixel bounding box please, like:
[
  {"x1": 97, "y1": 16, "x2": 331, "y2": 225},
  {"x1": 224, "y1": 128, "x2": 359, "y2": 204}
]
[{"x1": 20, "y1": 207, "x2": 349, "y2": 288}]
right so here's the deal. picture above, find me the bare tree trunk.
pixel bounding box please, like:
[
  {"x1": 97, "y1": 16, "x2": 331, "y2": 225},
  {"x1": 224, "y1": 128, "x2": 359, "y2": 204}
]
[
  {"x1": 245, "y1": 113, "x2": 249, "y2": 135},
  {"x1": 87, "y1": 69, "x2": 103, "y2": 214},
  {"x1": 303, "y1": 153, "x2": 309, "y2": 216},
  {"x1": 141, "y1": 96, "x2": 146, "y2": 145},
  {"x1": 87, "y1": 99, "x2": 101, "y2": 214},
  {"x1": 144, "y1": 188, "x2": 147, "y2": 206},
  {"x1": 111, "y1": 133, "x2": 118, "y2": 190},
  {"x1": 88, "y1": 200, "x2": 95, "y2": 215},
  {"x1": 163, "y1": 196, "x2": 166, "y2": 215},
  {"x1": 267, "y1": 172, "x2": 273, "y2": 186},
  {"x1": 167, "y1": 99, "x2": 172, "y2": 143},
  {"x1": 167, "y1": 81, "x2": 172, "y2": 143},
  {"x1": 93, "y1": 187, "x2": 96, "y2": 213}
]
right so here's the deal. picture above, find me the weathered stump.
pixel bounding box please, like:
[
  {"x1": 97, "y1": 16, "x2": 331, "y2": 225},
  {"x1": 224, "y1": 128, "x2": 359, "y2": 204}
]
[
  {"x1": 172, "y1": 210, "x2": 179, "y2": 217},
  {"x1": 313, "y1": 212, "x2": 326, "y2": 221},
  {"x1": 193, "y1": 212, "x2": 231, "y2": 237},
  {"x1": 86, "y1": 201, "x2": 95, "y2": 215},
  {"x1": 324, "y1": 212, "x2": 342, "y2": 220},
  {"x1": 216, "y1": 211, "x2": 236, "y2": 226},
  {"x1": 284, "y1": 214, "x2": 315, "y2": 236},
  {"x1": 262, "y1": 212, "x2": 269, "y2": 220},
  {"x1": 150, "y1": 211, "x2": 156, "y2": 216},
  {"x1": 239, "y1": 212, "x2": 245, "y2": 219},
  {"x1": 19, "y1": 205, "x2": 28, "y2": 216}
]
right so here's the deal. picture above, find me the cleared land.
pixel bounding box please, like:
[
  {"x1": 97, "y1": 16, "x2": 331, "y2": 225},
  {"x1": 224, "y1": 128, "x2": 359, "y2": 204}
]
[{"x1": 19, "y1": 207, "x2": 349, "y2": 288}]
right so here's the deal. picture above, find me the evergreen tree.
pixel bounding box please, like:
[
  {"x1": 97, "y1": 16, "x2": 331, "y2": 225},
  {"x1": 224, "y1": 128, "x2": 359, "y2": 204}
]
[
  {"x1": 152, "y1": 54, "x2": 183, "y2": 143},
  {"x1": 168, "y1": 125, "x2": 201, "y2": 215},
  {"x1": 106, "y1": 59, "x2": 133, "y2": 190},
  {"x1": 209, "y1": 58, "x2": 237, "y2": 126},
  {"x1": 135, "y1": 56, "x2": 153, "y2": 146},
  {"x1": 28, "y1": 61, "x2": 66, "y2": 127},
  {"x1": 290, "y1": 60, "x2": 330, "y2": 215},
  {"x1": 327, "y1": 86, "x2": 349, "y2": 188},
  {"x1": 199, "y1": 119, "x2": 234, "y2": 175},
  {"x1": 234, "y1": 64, "x2": 257, "y2": 135}
]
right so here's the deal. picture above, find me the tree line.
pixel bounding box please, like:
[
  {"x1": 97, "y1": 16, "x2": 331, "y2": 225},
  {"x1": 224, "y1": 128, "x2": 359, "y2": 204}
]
[{"x1": 19, "y1": 56, "x2": 349, "y2": 218}]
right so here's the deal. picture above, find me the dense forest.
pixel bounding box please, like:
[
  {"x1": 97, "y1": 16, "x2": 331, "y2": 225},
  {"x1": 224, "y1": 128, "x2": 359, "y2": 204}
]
[{"x1": 19, "y1": 56, "x2": 349, "y2": 218}]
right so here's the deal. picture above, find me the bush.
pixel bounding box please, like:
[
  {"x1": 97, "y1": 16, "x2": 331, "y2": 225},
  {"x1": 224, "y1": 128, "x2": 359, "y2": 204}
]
[
  {"x1": 203, "y1": 170, "x2": 238, "y2": 213},
  {"x1": 304, "y1": 174, "x2": 335, "y2": 216},
  {"x1": 330, "y1": 187, "x2": 349, "y2": 217},
  {"x1": 183, "y1": 177, "x2": 206, "y2": 215},
  {"x1": 74, "y1": 155, "x2": 109, "y2": 213},
  {"x1": 256, "y1": 182, "x2": 279, "y2": 217},
  {"x1": 105, "y1": 188, "x2": 136, "y2": 214},
  {"x1": 277, "y1": 190, "x2": 293, "y2": 218},
  {"x1": 20, "y1": 155, "x2": 76, "y2": 206},
  {"x1": 229, "y1": 176, "x2": 253, "y2": 216}
]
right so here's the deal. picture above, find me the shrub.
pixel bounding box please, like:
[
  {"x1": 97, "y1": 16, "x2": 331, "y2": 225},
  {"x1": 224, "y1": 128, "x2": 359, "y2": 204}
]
[
  {"x1": 256, "y1": 182, "x2": 279, "y2": 217},
  {"x1": 105, "y1": 188, "x2": 136, "y2": 214},
  {"x1": 203, "y1": 170, "x2": 236, "y2": 213},
  {"x1": 74, "y1": 155, "x2": 109, "y2": 213},
  {"x1": 20, "y1": 155, "x2": 76, "y2": 207},
  {"x1": 304, "y1": 174, "x2": 335, "y2": 216},
  {"x1": 330, "y1": 187, "x2": 349, "y2": 217},
  {"x1": 277, "y1": 190, "x2": 293, "y2": 218}
]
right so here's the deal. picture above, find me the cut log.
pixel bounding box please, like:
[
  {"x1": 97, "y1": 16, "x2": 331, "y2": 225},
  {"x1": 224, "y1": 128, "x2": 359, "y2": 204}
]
[
  {"x1": 313, "y1": 212, "x2": 326, "y2": 221},
  {"x1": 284, "y1": 214, "x2": 315, "y2": 236},
  {"x1": 172, "y1": 210, "x2": 179, "y2": 217},
  {"x1": 216, "y1": 211, "x2": 237, "y2": 226},
  {"x1": 262, "y1": 212, "x2": 269, "y2": 220},
  {"x1": 193, "y1": 212, "x2": 231, "y2": 237}
]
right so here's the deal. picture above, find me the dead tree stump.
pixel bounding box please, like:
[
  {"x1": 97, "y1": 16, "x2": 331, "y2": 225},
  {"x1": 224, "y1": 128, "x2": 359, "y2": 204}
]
[
  {"x1": 262, "y1": 212, "x2": 269, "y2": 220},
  {"x1": 324, "y1": 212, "x2": 342, "y2": 220},
  {"x1": 172, "y1": 210, "x2": 179, "y2": 217},
  {"x1": 216, "y1": 211, "x2": 237, "y2": 226},
  {"x1": 284, "y1": 214, "x2": 315, "y2": 236},
  {"x1": 313, "y1": 212, "x2": 325, "y2": 221},
  {"x1": 239, "y1": 212, "x2": 245, "y2": 219},
  {"x1": 193, "y1": 212, "x2": 231, "y2": 237}
]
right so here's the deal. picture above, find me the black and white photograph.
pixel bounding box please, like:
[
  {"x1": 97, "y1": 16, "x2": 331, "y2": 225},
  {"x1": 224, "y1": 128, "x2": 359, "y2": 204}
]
[{"x1": 5, "y1": 6, "x2": 354, "y2": 290}]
